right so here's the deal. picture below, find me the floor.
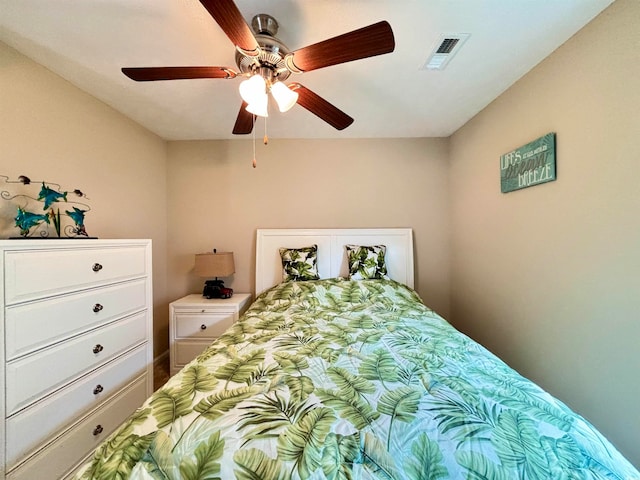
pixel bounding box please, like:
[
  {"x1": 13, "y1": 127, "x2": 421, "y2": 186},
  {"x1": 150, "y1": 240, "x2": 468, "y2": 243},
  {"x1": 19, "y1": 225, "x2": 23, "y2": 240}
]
[{"x1": 153, "y1": 354, "x2": 171, "y2": 390}]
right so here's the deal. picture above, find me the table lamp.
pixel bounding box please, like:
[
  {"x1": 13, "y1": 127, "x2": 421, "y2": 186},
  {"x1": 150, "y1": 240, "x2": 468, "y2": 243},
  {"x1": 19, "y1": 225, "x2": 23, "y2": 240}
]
[{"x1": 194, "y1": 249, "x2": 235, "y2": 298}]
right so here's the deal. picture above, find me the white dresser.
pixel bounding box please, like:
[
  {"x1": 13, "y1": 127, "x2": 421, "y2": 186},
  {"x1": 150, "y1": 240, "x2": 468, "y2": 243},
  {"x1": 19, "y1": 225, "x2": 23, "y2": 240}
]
[{"x1": 0, "y1": 239, "x2": 153, "y2": 480}]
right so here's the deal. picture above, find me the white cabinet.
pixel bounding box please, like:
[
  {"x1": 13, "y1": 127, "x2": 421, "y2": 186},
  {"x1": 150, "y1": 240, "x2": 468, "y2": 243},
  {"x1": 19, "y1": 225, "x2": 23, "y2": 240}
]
[
  {"x1": 169, "y1": 293, "x2": 251, "y2": 375},
  {"x1": 0, "y1": 239, "x2": 153, "y2": 480}
]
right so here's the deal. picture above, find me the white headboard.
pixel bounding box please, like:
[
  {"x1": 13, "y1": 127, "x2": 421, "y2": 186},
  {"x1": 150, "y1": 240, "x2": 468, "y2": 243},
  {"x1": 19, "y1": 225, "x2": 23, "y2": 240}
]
[{"x1": 255, "y1": 228, "x2": 414, "y2": 295}]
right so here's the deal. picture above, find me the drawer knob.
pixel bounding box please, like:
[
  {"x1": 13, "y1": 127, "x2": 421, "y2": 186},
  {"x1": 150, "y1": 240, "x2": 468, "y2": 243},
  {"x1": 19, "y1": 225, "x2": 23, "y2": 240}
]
[
  {"x1": 93, "y1": 303, "x2": 104, "y2": 313},
  {"x1": 93, "y1": 344, "x2": 104, "y2": 354},
  {"x1": 92, "y1": 263, "x2": 103, "y2": 272},
  {"x1": 93, "y1": 384, "x2": 104, "y2": 395},
  {"x1": 93, "y1": 424, "x2": 104, "y2": 436},
  {"x1": 200, "y1": 324, "x2": 207, "y2": 330}
]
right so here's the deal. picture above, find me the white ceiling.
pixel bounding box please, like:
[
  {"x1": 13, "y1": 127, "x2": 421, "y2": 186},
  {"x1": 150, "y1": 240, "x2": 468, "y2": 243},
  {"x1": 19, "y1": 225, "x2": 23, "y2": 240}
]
[{"x1": 0, "y1": 0, "x2": 613, "y2": 141}]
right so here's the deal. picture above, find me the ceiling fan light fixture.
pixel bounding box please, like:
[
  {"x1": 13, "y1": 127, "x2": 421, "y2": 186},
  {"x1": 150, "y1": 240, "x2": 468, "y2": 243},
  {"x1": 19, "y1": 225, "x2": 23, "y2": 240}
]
[
  {"x1": 246, "y1": 93, "x2": 269, "y2": 117},
  {"x1": 239, "y1": 74, "x2": 266, "y2": 104},
  {"x1": 270, "y1": 81, "x2": 298, "y2": 112}
]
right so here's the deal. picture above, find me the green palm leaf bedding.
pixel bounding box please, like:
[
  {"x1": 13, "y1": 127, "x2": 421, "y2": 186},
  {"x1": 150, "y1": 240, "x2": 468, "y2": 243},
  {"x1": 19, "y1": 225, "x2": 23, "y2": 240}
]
[{"x1": 75, "y1": 279, "x2": 639, "y2": 479}]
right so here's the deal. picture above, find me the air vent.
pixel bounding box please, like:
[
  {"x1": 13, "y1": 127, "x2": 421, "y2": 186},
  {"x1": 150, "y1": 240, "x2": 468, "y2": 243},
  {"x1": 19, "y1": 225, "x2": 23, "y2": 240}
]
[
  {"x1": 422, "y1": 34, "x2": 470, "y2": 70},
  {"x1": 437, "y1": 38, "x2": 459, "y2": 54}
]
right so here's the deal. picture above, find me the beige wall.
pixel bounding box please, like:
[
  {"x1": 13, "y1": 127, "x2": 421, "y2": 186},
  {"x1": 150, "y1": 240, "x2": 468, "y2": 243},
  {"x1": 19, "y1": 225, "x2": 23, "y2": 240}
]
[
  {"x1": 166, "y1": 138, "x2": 451, "y2": 317},
  {"x1": 449, "y1": 0, "x2": 639, "y2": 466},
  {"x1": 0, "y1": 42, "x2": 170, "y2": 356}
]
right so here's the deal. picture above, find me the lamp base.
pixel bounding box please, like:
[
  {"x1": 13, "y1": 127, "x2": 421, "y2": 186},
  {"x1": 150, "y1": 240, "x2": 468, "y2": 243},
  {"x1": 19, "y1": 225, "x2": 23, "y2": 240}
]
[{"x1": 203, "y1": 279, "x2": 233, "y2": 299}]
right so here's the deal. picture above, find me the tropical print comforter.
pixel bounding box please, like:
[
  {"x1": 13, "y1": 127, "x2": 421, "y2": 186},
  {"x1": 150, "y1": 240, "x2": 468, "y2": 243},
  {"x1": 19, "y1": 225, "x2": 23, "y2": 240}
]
[{"x1": 75, "y1": 278, "x2": 639, "y2": 479}]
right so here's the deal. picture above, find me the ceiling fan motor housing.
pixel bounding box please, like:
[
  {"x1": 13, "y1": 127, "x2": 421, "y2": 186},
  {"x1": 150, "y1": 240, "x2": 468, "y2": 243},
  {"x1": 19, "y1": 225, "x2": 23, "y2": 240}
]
[{"x1": 235, "y1": 14, "x2": 292, "y2": 83}]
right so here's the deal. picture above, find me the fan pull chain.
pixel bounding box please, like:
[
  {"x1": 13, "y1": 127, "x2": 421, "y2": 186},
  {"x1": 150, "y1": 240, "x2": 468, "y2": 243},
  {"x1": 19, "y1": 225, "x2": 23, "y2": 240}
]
[
  {"x1": 263, "y1": 116, "x2": 269, "y2": 145},
  {"x1": 252, "y1": 115, "x2": 257, "y2": 168},
  {"x1": 251, "y1": 117, "x2": 268, "y2": 169}
]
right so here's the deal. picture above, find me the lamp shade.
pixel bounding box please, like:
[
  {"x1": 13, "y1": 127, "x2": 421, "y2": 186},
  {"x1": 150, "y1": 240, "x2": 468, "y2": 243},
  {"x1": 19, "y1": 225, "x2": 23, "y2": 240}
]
[
  {"x1": 194, "y1": 252, "x2": 235, "y2": 278},
  {"x1": 239, "y1": 74, "x2": 266, "y2": 105},
  {"x1": 271, "y1": 81, "x2": 298, "y2": 112},
  {"x1": 246, "y1": 92, "x2": 269, "y2": 117}
]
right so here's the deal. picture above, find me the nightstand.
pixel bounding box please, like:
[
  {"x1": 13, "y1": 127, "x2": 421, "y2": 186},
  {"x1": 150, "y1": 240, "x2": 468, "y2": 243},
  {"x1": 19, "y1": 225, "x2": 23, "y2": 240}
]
[{"x1": 169, "y1": 293, "x2": 252, "y2": 375}]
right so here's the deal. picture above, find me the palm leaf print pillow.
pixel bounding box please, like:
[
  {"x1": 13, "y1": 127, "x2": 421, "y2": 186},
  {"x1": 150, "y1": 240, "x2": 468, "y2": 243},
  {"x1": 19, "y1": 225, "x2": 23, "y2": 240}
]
[
  {"x1": 345, "y1": 244, "x2": 389, "y2": 280},
  {"x1": 279, "y1": 245, "x2": 320, "y2": 282}
]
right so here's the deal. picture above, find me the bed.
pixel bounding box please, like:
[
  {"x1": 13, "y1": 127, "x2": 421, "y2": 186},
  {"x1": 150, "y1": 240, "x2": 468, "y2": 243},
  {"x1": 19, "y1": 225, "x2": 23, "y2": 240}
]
[{"x1": 75, "y1": 228, "x2": 639, "y2": 479}]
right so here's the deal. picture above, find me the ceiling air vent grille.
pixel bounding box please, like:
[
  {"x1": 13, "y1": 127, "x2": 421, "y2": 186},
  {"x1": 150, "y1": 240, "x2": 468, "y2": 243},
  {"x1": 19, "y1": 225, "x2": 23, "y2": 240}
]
[
  {"x1": 422, "y1": 34, "x2": 470, "y2": 70},
  {"x1": 437, "y1": 38, "x2": 459, "y2": 54}
]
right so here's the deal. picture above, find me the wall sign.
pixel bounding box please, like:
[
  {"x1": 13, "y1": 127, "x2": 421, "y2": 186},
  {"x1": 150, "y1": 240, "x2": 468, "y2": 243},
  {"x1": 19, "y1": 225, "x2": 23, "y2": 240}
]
[{"x1": 500, "y1": 133, "x2": 556, "y2": 193}]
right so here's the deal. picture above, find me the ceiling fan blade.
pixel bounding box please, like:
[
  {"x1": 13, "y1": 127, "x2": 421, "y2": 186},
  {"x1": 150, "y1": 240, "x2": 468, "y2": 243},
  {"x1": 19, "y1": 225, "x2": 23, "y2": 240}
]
[
  {"x1": 122, "y1": 66, "x2": 237, "y2": 81},
  {"x1": 286, "y1": 21, "x2": 395, "y2": 73},
  {"x1": 290, "y1": 83, "x2": 354, "y2": 130},
  {"x1": 199, "y1": 0, "x2": 260, "y2": 55},
  {"x1": 232, "y1": 102, "x2": 255, "y2": 134}
]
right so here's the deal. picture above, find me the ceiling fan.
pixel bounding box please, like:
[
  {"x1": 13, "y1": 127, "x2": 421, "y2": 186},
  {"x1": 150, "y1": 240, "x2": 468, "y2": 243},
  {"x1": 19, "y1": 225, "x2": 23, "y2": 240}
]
[{"x1": 121, "y1": 0, "x2": 395, "y2": 135}]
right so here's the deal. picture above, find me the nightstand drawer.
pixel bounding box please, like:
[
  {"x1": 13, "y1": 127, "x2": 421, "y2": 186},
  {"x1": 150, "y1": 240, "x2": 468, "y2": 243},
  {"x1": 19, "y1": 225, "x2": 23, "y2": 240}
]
[
  {"x1": 174, "y1": 340, "x2": 213, "y2": 366},
  {"x1": 175, "y1": 311, "x2": 235, "y2": 339},
  {"x1": 169, "y1": 293, "x2": 251, "y2": 376}
]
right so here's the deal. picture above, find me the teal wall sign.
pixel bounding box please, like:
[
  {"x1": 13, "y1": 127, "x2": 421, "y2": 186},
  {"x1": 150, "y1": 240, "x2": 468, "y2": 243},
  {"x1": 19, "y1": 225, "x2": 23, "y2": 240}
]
[{"x1": 500, "y1": 133, "x2": 556, "y2": 193}]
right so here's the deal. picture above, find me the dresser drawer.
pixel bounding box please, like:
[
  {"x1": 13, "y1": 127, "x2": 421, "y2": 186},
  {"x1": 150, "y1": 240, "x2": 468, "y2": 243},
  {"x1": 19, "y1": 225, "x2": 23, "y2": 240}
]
[
  {"x1": 5, "y1": 312, "x2": 147, "y2": 415},
  {"x1": 5, "y1": 279, "x2": 147, "y2": 360},
  {"x1": 175, "y1": 311, "x2": 235, "y2": 339},
  {"x1": 3, "y1": 245, "x2": 148, "y2": 304},
  {"x1": 5, "y1": 346, "x2": 147, "y2": 468},
  {"x1": 6, "y1": 375, "x2": 148, "y2": 480}
]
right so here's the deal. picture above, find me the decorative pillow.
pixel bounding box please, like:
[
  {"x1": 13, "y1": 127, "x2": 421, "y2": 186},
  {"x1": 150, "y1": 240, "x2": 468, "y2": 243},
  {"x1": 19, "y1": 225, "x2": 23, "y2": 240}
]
[
  {"x1": 279, "y1": 245, "x2": 320, "y2": 282},
  {"x1": 345, "y1": 244, "x2": 389, "y2": 280}
]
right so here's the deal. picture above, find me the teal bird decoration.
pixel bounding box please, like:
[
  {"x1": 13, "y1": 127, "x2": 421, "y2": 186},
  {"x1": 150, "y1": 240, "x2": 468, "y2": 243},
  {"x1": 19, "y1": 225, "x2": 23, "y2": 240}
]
[
  {"x1": 15, "y1": 207, "x2": 50, "y2": 236},
  {"x1": 38, "y1": 182, "x2": 67, "y2": 209}
]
